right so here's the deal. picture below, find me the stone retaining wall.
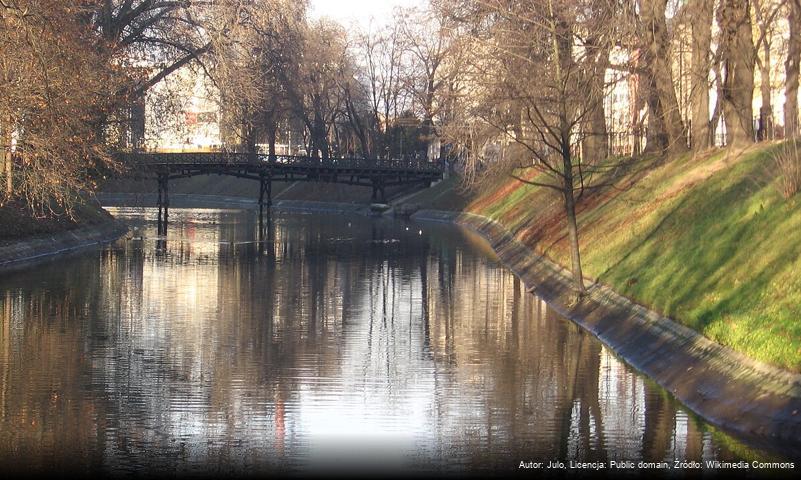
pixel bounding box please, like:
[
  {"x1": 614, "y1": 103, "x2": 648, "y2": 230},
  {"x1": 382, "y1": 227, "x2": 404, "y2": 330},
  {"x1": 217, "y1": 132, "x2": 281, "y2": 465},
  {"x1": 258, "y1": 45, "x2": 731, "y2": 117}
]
[
  {"x1": 412, "y1": 209, "x2": 801, "y2": 445},
  {"x1": 0, "y1": 220, "x2": 128, "y2": 275}
]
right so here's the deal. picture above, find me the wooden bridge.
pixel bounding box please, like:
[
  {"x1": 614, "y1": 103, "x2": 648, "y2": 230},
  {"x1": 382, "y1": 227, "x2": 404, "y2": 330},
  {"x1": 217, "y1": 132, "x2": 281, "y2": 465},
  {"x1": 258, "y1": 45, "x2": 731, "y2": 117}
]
[{"x1": 117, "y1": 152, "x2": 444, "y2": 234}]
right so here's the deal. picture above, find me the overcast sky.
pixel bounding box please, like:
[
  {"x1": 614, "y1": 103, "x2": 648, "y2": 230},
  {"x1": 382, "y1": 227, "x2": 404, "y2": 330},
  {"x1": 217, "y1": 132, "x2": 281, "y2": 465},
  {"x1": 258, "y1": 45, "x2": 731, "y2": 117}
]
[{"x1": 310, "y1": 0, "x2": 426, "y2": 29}]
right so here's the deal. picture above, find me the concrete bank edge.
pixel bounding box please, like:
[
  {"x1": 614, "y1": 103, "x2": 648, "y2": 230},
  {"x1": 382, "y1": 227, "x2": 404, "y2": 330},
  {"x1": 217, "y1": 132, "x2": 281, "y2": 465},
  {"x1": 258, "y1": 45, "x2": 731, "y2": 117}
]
[
  {"x1": 0, "y1": 219, "x2": 128, "y2": 275},
  {"x1": 412, "y1": 209, "x2": 801, "y2": 445}
]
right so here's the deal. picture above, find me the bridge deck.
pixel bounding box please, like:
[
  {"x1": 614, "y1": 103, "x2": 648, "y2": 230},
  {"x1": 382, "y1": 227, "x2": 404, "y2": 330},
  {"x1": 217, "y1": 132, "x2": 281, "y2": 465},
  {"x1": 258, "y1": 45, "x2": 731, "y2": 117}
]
[
  {"x1": 116, "y1": 153, "x2": 443, "y2": 223},
  {"x1": 120, "y1": 152, "x2": 443, "y2": 176}
]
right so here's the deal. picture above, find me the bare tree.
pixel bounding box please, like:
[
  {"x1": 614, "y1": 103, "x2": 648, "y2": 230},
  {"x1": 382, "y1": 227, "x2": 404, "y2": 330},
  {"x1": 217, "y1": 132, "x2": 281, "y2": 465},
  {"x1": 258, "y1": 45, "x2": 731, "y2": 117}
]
[
  {"x1": 397, "y1": 6, "x2": 458, "y2": 159},
  {"x1": 1, "y1": 0, "x2": 129, "y2": 212},
  {"x1": 287, "y1": 19, "x2": 350, "y2": 159},
  {"x1": 86, "y1": 1, "x2": 218, "y2": 149},
  {"x1": 638, "y1": 0, "x2": 687, "y2": 153},
  {"x1": 438, "y1": 0, "x2": 624, "y2": 296},
  {"x1": 753, "y1": 0, "x2": 787, "y2": 141},
  {"x1": 338, "y1": 45, "x2": 376, "y2": 157},
  {"x1": 207, "y1": 0, "x2": 306, "y2": 154},
  {"x1": 353, "y1": 20, "x2": 412, "y2": 157},
  {"x1": 91, "y1": 1, "x2": 212, "y2": 99}
]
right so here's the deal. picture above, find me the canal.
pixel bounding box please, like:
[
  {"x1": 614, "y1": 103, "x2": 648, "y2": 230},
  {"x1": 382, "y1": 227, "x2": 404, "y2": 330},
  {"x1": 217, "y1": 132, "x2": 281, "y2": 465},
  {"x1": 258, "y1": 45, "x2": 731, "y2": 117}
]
[{"x1": 0, "y1": 208, "x2": 794, "y2": 475}]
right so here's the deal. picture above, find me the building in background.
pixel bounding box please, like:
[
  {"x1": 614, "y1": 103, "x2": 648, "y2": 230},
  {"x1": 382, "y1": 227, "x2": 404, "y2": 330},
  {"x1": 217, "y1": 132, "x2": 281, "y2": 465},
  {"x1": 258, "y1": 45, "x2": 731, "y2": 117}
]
[{"x1": 143, "y1": 65, "x2": 221, "y2": 152}]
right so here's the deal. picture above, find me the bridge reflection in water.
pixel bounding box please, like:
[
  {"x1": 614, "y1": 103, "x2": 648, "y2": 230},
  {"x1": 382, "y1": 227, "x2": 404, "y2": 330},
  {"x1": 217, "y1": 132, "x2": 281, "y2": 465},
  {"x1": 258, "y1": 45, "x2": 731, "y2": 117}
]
[
  {"x1": 0, "y1": 209, "x2": 791, "y2": 475},
  {"x1": 116, "y1": 152, "x2": 445, "y2": 235}
]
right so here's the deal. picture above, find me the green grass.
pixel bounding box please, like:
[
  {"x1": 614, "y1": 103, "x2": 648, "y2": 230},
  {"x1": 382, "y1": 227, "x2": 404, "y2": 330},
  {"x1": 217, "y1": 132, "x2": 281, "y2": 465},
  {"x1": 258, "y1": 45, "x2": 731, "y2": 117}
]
[
  {"x1": 402, "y1": 175, "x2": 477, "y2": 211},
  {"x1": 459, "y1": 143, "x2": 801, "y2": 372}
]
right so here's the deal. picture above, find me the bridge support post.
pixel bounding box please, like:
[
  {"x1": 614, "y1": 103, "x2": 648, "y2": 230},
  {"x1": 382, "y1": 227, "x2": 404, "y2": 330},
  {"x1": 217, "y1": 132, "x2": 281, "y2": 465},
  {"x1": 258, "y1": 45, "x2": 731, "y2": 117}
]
[
  {"x1": 371, "y1": 179, "x2": 386, "y2": 203},
  {"x1": 157, "y1": 173, "x2": 169, "y2": 236},
  {"x1": 156, "y1": 179, "x2": 162, "y2": 227},
  {"x1": 258, "y1": 173, "x2": 272, "y2": 238}
]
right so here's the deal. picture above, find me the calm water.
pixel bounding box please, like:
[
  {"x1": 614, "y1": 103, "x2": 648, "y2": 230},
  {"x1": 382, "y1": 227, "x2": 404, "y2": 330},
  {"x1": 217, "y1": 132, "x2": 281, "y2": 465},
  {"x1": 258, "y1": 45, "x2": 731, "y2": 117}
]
[{"x1": 0, "y1": 208, "x2": 794, "y2": 476}]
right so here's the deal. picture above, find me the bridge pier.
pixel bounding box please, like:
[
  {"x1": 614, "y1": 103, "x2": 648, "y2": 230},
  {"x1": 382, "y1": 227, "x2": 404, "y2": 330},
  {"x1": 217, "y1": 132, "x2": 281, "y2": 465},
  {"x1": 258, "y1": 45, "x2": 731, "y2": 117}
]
[
  {"x1": 371, "y1": 179, "x2": 386, "y2": 203},
  {"x1": 258, "y1": 210, "x2": 274, "y2": 246},
  {"x1": 258, "y1": 174, "x2": 272, "y2": 235},
  {"x1": 157, "y1": 174, "x2": 169, "y2": 236}
]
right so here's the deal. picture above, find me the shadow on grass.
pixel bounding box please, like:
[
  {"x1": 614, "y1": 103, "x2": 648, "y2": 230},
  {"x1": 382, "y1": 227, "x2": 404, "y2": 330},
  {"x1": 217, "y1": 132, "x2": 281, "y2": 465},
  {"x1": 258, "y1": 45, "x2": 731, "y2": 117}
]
[{"x1": 586, "y1": 152, "x2": 801, "y2": 369}]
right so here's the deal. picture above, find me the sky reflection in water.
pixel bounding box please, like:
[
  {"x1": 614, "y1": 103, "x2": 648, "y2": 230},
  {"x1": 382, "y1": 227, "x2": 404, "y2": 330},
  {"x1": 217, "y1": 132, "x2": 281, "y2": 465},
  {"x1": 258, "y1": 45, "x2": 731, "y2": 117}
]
[{"x1": 0, "y1": 208, "x2": 790, "y2": 475}]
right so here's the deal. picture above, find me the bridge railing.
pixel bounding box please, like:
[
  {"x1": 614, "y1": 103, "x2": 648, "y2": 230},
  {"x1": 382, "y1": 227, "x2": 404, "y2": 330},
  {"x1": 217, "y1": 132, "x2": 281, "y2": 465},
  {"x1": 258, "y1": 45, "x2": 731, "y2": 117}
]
[{"x1": 118, "y1": 152, "x2": 443, "y2": 173}]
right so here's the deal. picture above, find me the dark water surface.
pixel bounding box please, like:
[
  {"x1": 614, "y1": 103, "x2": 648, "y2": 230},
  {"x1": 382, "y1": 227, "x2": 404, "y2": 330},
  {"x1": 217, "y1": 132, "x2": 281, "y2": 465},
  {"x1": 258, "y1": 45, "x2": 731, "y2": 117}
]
[{"x1": 0, "y1": 208, "x2": 795, "y2": 476}]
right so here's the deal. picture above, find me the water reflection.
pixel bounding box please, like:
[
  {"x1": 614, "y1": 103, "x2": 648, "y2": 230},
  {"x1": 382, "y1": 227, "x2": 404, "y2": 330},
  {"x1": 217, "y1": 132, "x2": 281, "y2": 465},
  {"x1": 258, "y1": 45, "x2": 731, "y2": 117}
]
[{"x1": 0, "y1": 208, "x2": 792, "y2": 475}]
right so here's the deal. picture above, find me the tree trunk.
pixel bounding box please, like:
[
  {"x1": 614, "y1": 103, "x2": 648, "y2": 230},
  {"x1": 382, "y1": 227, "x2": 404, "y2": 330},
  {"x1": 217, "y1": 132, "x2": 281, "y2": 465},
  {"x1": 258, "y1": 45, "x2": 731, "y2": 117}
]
[
  {"x1": 786, "y1": 0, "x2": 801, "y2": 138},
  {"x1": 644, "y1": 80, "x2": 668, "y2": 153},
  {"x1": 0, "y1": 121, "x2": 4, "y2": 197},
  {"x1": 2, "y1": 118, "x2": 11, "y2": 198},
  {"x1": 243, "y1": 122, "x2": 257, "y2": 153},
  {"x1": 640, "y1": 0, "x2": 687, "y2": 153},
  {"x1": 562, "y1": 144, "x2": 585, "y2": 296},
  {"x1": 131, "y1": 98, "x2": 146, "y2": 151},
  {"x1": 267, "y1": 124, "x2": 277, "y2": 161},
  {"x1": 358, "y1": 129, "x2": 371, "y2": 158},
  {"x1": 422, "y1": 117, "x2": 436, "y2": 161},
  {"x1": 312, "y1": 114, "x2": 329, "y2": 159},
  {"x1": 581, "y1": 45, "x2": 610, "y2": 163},
  {"x1": 758, "y1": 38, "x2": 773, "y2": 141},
  {"x1": 332, "y1": 123, "x2": 341, "y2": 157},
  {"x1": 4, "y1": 148, "x2": 11, "y2": 198},
  {"x1": 563, "y1": 178, "x2": 585, "y2": 297},
  {"x1": 689, "y1": 0, "x2": 713, "y2": 150},
  {"x1": 319, "y1": 129, "x2": 329, "y2": 160},
  {"x1": 582, "y1": 100, "x2": 608, "y2": 162},
  {"x1": 346, "y1": 98, "x2": 371, "y2": 158},
  {"x1": 718, "y1": 0, "x2": 756, "y2": 145},
  {"x1": 630, "y1": 69, "x2": 645, "y2": 155},
  {"x1": 710, "y1": 60, "x2": 725, "y2": 145}
]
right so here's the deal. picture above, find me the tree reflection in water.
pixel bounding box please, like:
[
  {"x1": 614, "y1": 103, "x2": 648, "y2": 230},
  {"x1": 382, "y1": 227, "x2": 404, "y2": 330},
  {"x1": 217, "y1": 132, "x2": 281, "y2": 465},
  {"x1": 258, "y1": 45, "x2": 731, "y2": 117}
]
[{"x1": 0, "y1": 208, "x2": 790, "y2": 475}]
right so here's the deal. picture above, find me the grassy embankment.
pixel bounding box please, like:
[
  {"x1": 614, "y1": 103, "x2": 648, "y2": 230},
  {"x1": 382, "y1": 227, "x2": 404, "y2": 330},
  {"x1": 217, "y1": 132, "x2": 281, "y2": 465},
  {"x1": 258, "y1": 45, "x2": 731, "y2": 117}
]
[
  {"x1": 0, "y1": 198, "x2": 114, "y2": 245},
  {"x1": 413, "y1": 143, "x2": 801, "y2": 372}
]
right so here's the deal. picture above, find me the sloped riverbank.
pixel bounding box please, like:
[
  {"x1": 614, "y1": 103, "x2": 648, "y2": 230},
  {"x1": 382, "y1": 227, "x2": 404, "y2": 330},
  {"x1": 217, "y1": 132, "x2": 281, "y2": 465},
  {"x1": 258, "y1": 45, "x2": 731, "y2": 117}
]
[
  {"x1": 413, "y1": 209, "x2": 801, "y2": 446},
  {"x1": 0, "y1": 218, "x2": 127, "y2": 274},
  {"x1": 409, "y1": 145, "x2": 801, "y2": 372}
]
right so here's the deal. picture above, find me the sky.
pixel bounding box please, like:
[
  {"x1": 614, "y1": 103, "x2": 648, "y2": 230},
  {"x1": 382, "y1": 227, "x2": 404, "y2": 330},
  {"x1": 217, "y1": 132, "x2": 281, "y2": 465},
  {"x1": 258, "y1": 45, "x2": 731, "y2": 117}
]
[{"x1": 310, "y1": 0, "x2": 426, "y2": 29}]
